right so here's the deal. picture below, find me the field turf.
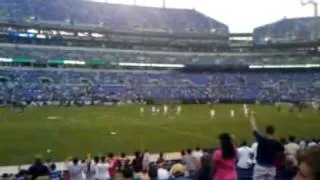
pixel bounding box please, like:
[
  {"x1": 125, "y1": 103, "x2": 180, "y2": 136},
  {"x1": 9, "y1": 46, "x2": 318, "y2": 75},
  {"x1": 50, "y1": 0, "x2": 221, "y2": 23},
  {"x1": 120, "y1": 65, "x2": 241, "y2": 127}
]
[{"x1": 0, "y1": 104, "x2": 319, "y2": 166}]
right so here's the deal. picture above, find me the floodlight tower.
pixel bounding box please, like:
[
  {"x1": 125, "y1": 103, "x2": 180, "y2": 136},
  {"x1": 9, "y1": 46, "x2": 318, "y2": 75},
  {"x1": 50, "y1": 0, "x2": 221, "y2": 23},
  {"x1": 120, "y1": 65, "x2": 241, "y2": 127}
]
[{"x1": 301, "y1": 0, "x2": 318, "y2": 41}]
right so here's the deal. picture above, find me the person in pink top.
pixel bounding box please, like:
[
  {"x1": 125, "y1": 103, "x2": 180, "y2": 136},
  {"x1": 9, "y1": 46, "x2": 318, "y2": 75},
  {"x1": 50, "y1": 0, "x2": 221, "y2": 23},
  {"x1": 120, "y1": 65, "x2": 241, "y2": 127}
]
[
  {"x1": 212, "y1": 133, "x2": 237, "y2": 180},
  {"x1": 107, "y1": 153, "x2": 117, "y2": 180}
]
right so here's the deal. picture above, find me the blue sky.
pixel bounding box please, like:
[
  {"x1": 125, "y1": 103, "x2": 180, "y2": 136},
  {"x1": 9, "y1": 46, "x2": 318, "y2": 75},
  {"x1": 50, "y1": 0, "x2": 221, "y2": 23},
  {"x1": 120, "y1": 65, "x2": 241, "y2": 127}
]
[{"x1": 93, "y1": 0, "x2": 318, "y2": 33}]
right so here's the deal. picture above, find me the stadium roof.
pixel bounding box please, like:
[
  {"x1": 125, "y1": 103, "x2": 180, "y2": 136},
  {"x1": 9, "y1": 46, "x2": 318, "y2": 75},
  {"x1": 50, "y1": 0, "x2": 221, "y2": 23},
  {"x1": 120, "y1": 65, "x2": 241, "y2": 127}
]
[{"x1": 254, "y1": 16, "x2": 320, "y2": 30}]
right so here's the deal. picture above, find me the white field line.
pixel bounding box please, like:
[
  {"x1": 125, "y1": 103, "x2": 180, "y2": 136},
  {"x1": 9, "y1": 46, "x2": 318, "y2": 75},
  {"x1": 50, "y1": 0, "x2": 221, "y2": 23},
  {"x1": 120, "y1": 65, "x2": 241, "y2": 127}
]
[{"x1": 129, "y1": 120, "x2": 208, "y2": 140}]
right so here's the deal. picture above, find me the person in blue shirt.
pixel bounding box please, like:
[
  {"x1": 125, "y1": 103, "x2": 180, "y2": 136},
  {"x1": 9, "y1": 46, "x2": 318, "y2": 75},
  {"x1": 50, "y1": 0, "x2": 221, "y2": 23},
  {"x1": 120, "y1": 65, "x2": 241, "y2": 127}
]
[
  {"x1": 49, "y1": 164, "x2": 62, "y2": 180},
  {"x1": 249, "y1": 111, "x2": 283, "y2": 180}
]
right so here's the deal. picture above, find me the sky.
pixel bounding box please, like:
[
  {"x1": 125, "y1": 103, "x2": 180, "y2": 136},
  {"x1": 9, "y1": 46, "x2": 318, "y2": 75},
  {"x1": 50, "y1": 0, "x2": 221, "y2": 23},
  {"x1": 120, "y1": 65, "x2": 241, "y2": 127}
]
[{"x1": 93, "y1": 0, "x2": 318, "y2": 33}]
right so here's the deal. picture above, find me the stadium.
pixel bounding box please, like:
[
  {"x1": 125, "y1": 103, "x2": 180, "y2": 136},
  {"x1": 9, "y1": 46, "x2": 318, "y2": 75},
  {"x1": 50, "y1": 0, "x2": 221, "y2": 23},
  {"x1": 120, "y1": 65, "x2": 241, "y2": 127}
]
[{"x1": 0, "y1": 0, "x2": 320, "y2": 179}]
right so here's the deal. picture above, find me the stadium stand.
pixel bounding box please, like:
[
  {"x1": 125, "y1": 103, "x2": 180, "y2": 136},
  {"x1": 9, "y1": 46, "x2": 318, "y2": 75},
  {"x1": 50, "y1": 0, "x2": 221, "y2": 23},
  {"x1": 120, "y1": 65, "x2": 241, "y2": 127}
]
[
  {"x1": 0, "y1": 44, "x2": 320, "y2": 65},
  {"x1": 1, "y1": 1, "x2": 320, "y2": 180},
  {"x1": 0, "y1": 0, "x2": 228, "y2": 35},
  {"x1": 253, "y1": 17, "x2": 320, "y2": 44},
  {"x1": 0, "y1": 67, "x2": 319, "y2": 103}
]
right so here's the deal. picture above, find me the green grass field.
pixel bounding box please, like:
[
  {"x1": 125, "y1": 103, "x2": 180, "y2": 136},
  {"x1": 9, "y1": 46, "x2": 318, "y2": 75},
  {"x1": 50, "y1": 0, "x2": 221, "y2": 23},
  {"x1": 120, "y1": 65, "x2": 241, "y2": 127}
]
[{"x1": 0, "y1": 104, "x2": 319, "y2": 166}]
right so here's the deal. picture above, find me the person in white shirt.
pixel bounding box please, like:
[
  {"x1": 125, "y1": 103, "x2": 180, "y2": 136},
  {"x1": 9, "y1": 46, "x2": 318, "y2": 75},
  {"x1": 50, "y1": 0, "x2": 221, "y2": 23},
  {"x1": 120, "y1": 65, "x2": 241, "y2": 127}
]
[
  {"x1": 66, "y1": 157, "x2": 85, "y2": 180},
  {"x1": 308, "y1": 139, "x2": 318, "y2": 148},
  {"x1": 299, "y1": 139, "x2": 307, "y2": 149},
  {"x1": 237, "y1": 141, "x2": 254, "y2": 169},
  {"x1": 251, "y1": 142, "x2": 258, "y2": 164},
  {"x1": 157, "y1": 163, "x2": 170, "y2": 180},
  {"x1": 142, "y1": 150, "x2": 150, "y2": 171},
  {"x1": 94, "y1": 156, "x2": 110, "y2": 180},
  {"x1": 192, "y1": 147, "x2": 204, "y2": 161},
  {"x1": 84, "y1": 155, "x2": 98, "y2": 180},
  {"x1": 285, "y1": 136, "x2": 300, "y2": 165}
]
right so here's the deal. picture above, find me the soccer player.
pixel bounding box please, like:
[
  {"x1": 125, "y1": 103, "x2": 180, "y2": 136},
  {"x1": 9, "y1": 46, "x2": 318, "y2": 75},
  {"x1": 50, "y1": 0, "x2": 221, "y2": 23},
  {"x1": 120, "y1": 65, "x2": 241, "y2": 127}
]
[
  {"x1": 210, "y1": 109, "x2": 215, "y2": 118},
  {"x1": 163, "y1": 104, "x2": 168, "y2": 115},
  {"x1": 151, "y1": 106, "x2": 156, "y2": 115},
  {"x1": 176, "y1": 105, "x2": 182, "y2": 115},
  {"x1": 140, "y1": 106, "x2": 144, "y2": 116},
  {"x1": 12, "y1": 101, "x2": 25, "y2": 113},
  {"x1": 230, "y1": 109, "x2": 235, "y2": 118},
  {"x1": 311, "y1": 101, "x2": 319, "y2": 111},
  {"x1": 243, "y1": 104, "x2": 249, "y2": 117},
  {"x1": 298, "y1": 103, "x2": 304, "y2": 113},
  {"x1": 276, "y1": 103, "x2": 281, "y2": 112},
  {"x1": 289, "y1": 103, "x2": 295, "y2": 112},
  {"x1": 156, "y1": 107, "x2": 161, "y2": 114}
]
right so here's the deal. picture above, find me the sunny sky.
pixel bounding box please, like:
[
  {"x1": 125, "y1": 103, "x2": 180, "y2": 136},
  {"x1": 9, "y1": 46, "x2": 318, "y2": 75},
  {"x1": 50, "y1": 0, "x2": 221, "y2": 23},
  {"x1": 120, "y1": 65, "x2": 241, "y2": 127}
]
[{"x1": 92, "y1": 0, "x2": 319, "y2": 33}]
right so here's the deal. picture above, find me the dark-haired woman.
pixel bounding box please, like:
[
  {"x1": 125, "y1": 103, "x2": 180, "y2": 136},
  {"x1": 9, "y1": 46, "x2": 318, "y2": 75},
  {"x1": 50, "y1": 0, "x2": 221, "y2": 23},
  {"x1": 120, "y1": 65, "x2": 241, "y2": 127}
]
[
  {"x1": 212, "y1": 133, "x2": 237, "y2": 180},
  {"x1": 196, "y1": 154, "x2": 212, "y2": 180}
]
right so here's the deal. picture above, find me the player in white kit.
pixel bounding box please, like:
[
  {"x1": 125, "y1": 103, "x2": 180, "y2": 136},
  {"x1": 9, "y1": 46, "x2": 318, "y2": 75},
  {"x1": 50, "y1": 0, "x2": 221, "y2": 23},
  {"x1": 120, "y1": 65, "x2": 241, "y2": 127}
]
[
  {"x1": 140, "y1": 106, "x2": 144, "y2": 116},
  {"x1": 176, "y1": 105, "x2": 182, "y2": 115},
  {"x1": 230, "y1": 109, "x2": 235, "y2": 118},
  {"x1": 163, "y1": 104, "x2": 168, "y2": 115},
  {"x1": 210, "y1": 109, "x2": 215, "y2": 118},
  {"x1": 151, "y1": 106, "x2": 156, "y2": 115},
  {"x1": 243, "y1": 104, "x2": 249, "y2": 117},
  {"x1": 312, "y1": 101, "x2": 319, "y2": 111}
]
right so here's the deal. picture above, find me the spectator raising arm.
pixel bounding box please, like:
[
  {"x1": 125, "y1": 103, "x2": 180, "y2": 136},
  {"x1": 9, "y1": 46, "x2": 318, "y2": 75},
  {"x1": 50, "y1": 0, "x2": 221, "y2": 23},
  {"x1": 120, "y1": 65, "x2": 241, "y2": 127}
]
[
  {"x1": 249, "y1": 111, "x2": 267, "y2": 143},
  {"x1": 249, "y1": 110, "x2": 279, "y2": 180}
]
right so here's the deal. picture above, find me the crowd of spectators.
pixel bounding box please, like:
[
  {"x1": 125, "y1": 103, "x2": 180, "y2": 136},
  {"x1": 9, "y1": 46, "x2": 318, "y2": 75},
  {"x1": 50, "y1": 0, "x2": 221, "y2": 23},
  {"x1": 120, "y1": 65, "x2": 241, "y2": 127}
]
[
  {"x1": 1, "y1": 112, "x2": 320, "y2": 180},
  {"x1": 0, "y1": 68, "x2": 319, "y2": 103}
]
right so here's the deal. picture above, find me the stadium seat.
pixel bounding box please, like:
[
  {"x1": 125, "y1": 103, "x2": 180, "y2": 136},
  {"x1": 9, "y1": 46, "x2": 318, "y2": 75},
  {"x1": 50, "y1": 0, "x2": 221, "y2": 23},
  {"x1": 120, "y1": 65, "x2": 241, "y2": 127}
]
[{"x1": 0, "y1": 68, "x2": 319, "y2": 102}]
